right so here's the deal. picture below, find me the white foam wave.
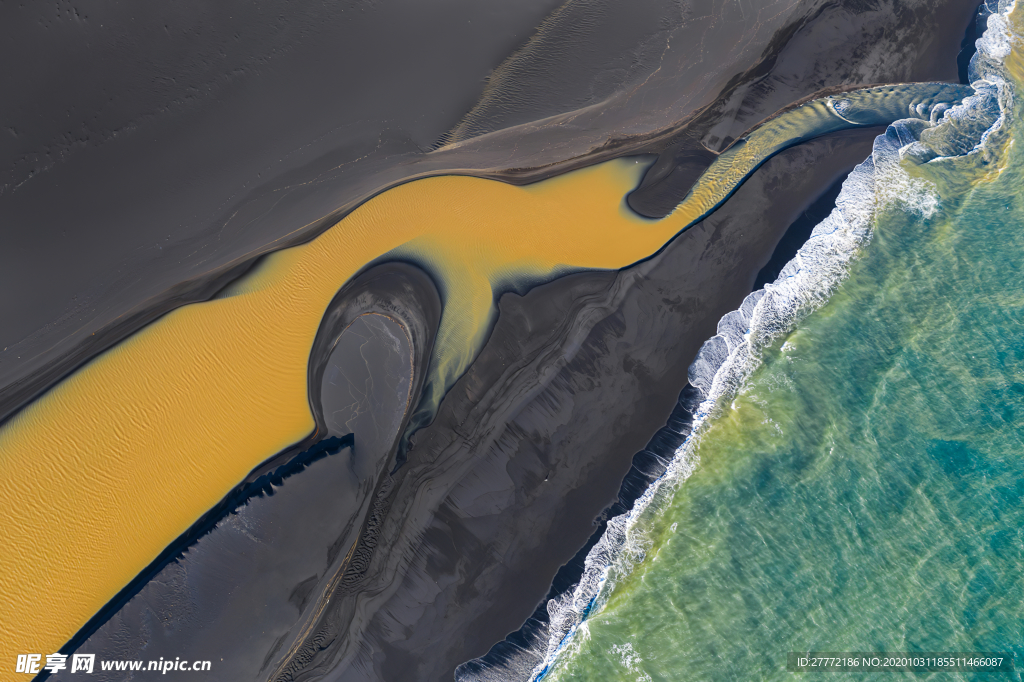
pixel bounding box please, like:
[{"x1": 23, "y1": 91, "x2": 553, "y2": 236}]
[{"x1": 525, "y1": 3, "x2": 1018, "y2": 680}]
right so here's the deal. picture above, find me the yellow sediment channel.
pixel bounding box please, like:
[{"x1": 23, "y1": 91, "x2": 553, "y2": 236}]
[
  {"x1": 0, "y1": 82, "x2": 970, "y2": 666},
  {"x1": 0, "y1": 158, "x2": 684, "y2": 664}
]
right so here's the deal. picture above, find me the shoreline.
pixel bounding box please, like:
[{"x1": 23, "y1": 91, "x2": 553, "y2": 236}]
[
  {"x1": 423, "y1": 132, "x2": 887, "y2": 682},
  {"x1": 6, "y1": 0, "x2": 986, "y2": 679},
  {"x1": 37, "y1": 125, "x2": 882, "y2": 682}
]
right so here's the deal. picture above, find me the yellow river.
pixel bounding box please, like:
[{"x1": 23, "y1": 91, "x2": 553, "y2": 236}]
[{"x1": 0, "y1": 81, "x2": 970, "y2": 670}]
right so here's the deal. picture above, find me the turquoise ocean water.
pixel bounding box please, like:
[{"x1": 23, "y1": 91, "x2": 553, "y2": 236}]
[{"x1": 536, "y1": 2, "x2": 1024, "y2": 680}]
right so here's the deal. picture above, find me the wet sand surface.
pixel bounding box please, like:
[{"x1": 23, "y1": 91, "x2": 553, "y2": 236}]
[
  {"x1": 47, "y1": 263, "x2": 438, "y2": 682},
  {"x1": 321, "y1": 314, "x2": 412, "y2": 442},
  {"x1": 48, "y1": 312, "x2": 406, "y2": 682}
]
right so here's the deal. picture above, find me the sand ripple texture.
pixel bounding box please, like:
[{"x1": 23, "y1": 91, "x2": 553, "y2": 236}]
[{"x1": 0, "y1": 83, "x2": 969, "y2": 667}]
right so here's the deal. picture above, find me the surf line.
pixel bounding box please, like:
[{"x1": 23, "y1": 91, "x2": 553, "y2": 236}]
[
  {"x1": 0, "y1": 80, "x2": 971, "y2": 666},
  {"x1": 266, "y1": 81, "x2": 974, "y2": 682},
  {"x1": 522, "y1": 25, "x2": 1016, "y2": 682}
]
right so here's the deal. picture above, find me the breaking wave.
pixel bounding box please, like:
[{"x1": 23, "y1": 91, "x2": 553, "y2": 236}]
[{"x1": 498, "y1": 2, "x2": 1019, "y2": 680}]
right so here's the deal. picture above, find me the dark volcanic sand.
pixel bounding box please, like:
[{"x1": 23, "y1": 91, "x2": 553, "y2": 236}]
[
  {"x1": 332, "y1": 129, "x2": 886, "y2": 681},
  {"x1": 0, "y1": 0, "x2": 979, "y2": 425},
  {"x1": 15, "y1": 0, "x2": 986, "y2": 680},
  {"x1": 254, "y1": 1, "x2": 981, "y2": 677},
  {"x1": 54, "y1": 130, "x2": 881, "y2": 682},
  {"x1": 48, "y1": 263, "x2": 440, "y2": 682}
]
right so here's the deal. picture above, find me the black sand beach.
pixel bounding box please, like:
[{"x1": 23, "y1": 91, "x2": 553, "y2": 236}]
[
  {"x1": 7, "y1": 0, "x2": 985, "y2": 680},
  {"x1": 48, "y1": 129, "x2": 883, "y2": 682}
]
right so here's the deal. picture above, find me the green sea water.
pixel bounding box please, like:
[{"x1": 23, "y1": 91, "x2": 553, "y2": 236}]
[{"x1": 543, "y1": 6, "x2": 1024, "y2": 682}]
